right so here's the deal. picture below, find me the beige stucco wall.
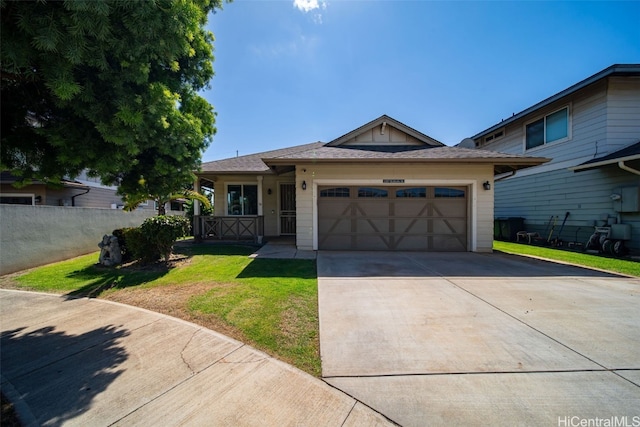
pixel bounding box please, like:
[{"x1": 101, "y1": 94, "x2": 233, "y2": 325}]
[
  {"x1": 0, "y1": 205, "x2": 155, "y2": 275},
  {"x1": 293, "y1": 163, "x2": 495, "y2": 252}
]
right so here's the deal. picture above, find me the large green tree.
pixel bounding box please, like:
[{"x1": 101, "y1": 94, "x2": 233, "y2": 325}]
[{"x1": 1, "y1": 0, "x2": 221, "y2": 199}]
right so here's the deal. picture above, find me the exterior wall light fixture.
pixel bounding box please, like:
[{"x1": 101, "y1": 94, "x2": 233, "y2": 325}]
[
  {"x1": 302, "y1": 180, "x2": 307, "y2": 190},
  {"x1": 483, "y1": 181, "x2": 491, "y2": 190}
]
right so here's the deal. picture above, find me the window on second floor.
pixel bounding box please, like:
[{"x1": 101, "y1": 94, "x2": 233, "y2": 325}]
[
  {"x1": 483, "y1": 128, "x2": 505, "y2": 144},
  {"x1": 525, "y1": 106, "x2": 569, "y2": 150}
]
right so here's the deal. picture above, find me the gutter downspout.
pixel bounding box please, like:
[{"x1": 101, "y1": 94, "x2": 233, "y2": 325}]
[
  {"x1": 618, "y1": 161, "x2": 640, "y2": 176},
  {"x1": 495, "y1": 170, "x2": 516, "y2": 182},
  {"x1": 71, "y1": 188, "x2": 91, "y2": 206}
]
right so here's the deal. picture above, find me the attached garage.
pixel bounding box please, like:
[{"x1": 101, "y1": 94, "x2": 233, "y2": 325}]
[{"x1": 318, "y1": 185, "x2": 468, "y2": 251}]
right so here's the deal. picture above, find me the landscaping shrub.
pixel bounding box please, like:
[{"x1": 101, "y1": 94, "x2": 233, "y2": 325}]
[
  {"x1": 140, "y1": 215, "x2": 190, "y2": 262},
  {"x1": 124, "y1": 226, "x2": 160, "y2": 263},
  {"x1": 112, "y1": 227, "x2": 136, "y2": 262},
  {"x1": 112, "y1": 216, "x2": 189, "y2": 264}
]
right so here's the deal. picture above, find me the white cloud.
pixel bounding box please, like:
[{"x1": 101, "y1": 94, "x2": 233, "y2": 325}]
[
  {"x1": 249, "y1": 34, "x2": 319, "y2": 60},
  {"x1": 293, "y1": 0, "x2": 327, "y2": 14}
]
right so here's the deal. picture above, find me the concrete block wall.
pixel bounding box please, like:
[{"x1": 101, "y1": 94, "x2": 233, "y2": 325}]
[{"x1": 0, "y1": 205, "x2": 155, "y2": 275}]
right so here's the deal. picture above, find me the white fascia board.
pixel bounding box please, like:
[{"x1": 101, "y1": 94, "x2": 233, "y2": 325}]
[{"x1": 569, "y1": 154, "x2": 640, "y2": 172}]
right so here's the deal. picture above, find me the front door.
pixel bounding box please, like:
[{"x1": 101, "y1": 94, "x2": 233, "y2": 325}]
[{"x1": 279, "y1": 183, "x2": 296, "y2": 235}]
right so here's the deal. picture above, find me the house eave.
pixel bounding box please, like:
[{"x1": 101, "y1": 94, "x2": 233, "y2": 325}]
[
  {"x1": 264, "y1": 157, "x2": 545, "y2": 164},
  {"x1": 196, "y1": 170, "x2": 272, "y2": 176},
  {"x1": 196, "y1": 167, "x2": 297, "y2": 177},
  {"x1": 263, "y1": 156, "x2": 549, "y2": 176},
  {"x1": 0, "y1": 176, "x2": 90, "y2": 190},
  {"x1": 569, "y1": 154, "x2": 640, "y2": 172}
]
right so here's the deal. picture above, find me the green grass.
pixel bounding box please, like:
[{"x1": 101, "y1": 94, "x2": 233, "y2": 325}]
[
  {"x1": 9, "y1": 252, "x2": 167, "y2": 296},
  {"x1": 493, "y1": 240, "x2": 640, "y2": 277},
  {"x1": 189, "y1": 258, "x2": 318, "y2": 373},
  {"x1": 1, "y1": 244, "x2": 320, "y2": 376}
]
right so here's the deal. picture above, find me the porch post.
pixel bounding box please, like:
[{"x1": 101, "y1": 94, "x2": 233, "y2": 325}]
[
  {"x1": 256, "y1": 176, "x2": 264, "y2": 243},
  {"x1": 256, "y1": 176, "x2": 263, "y2": 216}
]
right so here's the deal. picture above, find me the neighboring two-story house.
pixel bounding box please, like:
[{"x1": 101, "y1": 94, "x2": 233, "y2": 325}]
[{"x1": 466, "y1": 64, "x2": 640, "y2": 253}]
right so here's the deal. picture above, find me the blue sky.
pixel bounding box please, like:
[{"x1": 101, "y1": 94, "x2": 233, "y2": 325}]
[{"x1": 201, "y1": 0, "x2": 640, "y2": 162}]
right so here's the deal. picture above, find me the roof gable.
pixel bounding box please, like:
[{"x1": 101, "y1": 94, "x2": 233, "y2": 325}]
[{"x1": 326, "y1": 115, "x2": 444, "y2": 147}]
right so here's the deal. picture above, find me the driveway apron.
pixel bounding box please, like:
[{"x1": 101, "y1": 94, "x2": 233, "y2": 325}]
[{"x1": 317, "y1": 251, "x2": 640, "y2": 427}]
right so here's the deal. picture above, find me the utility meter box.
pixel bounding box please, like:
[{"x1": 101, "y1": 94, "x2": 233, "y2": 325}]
[
  {"x1": 613, "y1": 186, "x2": 640, "y2": 213},
  {"x1": 610, "y1": 224, "x2": 632, "y2": 240}
]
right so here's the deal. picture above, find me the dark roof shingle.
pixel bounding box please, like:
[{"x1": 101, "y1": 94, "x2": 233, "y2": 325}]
[
  {"x1": 571, "y1": 140, "x2": 640, "y2": 172},
  {"x1": 265, "y1": 144, "x2": 543, "y2": 162},
  {"x1": 200, "y1": 142, "x2": 324, "y2": 173}
]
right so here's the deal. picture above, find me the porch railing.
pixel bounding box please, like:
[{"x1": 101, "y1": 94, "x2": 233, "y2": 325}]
[{"x1": 195, "y1": 215, "x2": 264, "y2": 242}]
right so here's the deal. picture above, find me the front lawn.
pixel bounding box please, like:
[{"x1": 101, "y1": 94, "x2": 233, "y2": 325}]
[
  {"x1": 493, "y1": 240, "x2": 640, "y2": 277},
  {"x1": 0, "y1": 244, "x2": 321, "y2": 376},
  {"x1": 9, "y1": 240, "x2": 634, "y2": 378}
]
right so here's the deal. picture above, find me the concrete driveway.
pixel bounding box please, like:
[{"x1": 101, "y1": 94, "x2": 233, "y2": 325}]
[{"x1": 317, "y1": 251, "x2": 640, "y2": 426}]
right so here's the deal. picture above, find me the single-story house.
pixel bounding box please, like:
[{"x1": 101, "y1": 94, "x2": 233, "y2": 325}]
[{"x1": 194, "y1": 115, "x2": 548, "y2": 252}]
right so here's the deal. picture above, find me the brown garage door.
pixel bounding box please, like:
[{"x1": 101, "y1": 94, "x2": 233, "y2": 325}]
[{"x1": 318, "y1": 186, "x2": 468, "y2": 251}]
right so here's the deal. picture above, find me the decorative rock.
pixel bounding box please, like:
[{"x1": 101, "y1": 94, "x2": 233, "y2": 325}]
[{"x1": 98, "y1": 234, "x2": 122, "y2": 266}]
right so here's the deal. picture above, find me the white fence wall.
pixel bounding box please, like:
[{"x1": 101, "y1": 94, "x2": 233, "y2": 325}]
[{"x1": 0, "y1": 205, "x2": 155, "y2": 275}]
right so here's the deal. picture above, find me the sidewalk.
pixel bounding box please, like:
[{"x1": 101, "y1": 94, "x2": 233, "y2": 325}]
[
  {"x1": 0, "y1": 289, "x2": 392, "y2": 426},
  {"x1": 249, "y1": 238, "x2": 316, "y2": 260}
]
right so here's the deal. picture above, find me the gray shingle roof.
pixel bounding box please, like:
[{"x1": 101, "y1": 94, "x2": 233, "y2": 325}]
[
  {"x1": 199, "y1": 142, "x2": 548, "y2": 176},
  {"x1": 200, "y1": 142, "x2": 324, "y2": 174},
  {"x1": 265, "y1": 144, "x2": 545, "y2": 163}
]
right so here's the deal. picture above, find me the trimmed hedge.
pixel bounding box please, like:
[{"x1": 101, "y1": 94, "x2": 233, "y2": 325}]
[{"x1": 141, "y1": 215, "x2": 190, "y2": 261}]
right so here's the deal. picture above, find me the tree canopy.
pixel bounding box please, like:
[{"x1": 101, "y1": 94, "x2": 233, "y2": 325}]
[{"x1": 1, "y1": 0, "x2": 221, "y2": 199}]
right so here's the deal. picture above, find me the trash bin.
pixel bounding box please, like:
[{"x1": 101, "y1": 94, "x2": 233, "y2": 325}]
[
  {"x1": 494, "y1": 217, "x2": 525, "y2": 241},
  {"x1": 494, "y1": 218, "x2": 505, "y2": 240}
]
